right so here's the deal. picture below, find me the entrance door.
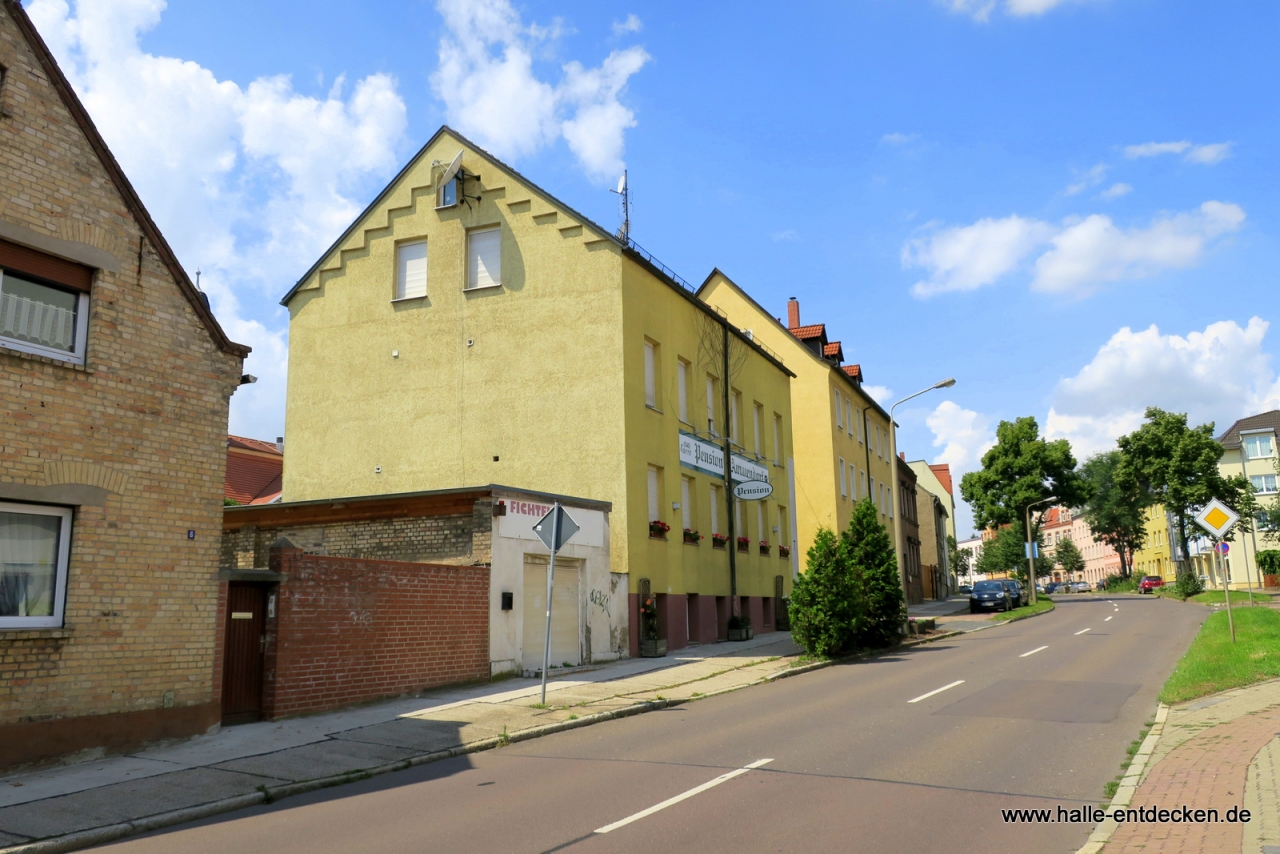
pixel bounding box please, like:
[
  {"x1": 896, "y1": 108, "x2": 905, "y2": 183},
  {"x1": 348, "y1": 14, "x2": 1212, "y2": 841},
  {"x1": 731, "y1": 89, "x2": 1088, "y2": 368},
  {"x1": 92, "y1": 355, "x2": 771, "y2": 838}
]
[
  {"x1": 522, "y1": 556, "x2": 581, "y2": 673},
  {"x1": 221, "y1": 583, "x2": 267, "y2": 725}
]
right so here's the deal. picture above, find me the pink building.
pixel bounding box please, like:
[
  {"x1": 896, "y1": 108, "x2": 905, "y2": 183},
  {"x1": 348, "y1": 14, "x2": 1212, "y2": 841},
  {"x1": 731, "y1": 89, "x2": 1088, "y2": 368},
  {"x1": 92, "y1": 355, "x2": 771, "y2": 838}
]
[{"x1": 1042, "y1": 507, "x2": 1120, "y2": 586}]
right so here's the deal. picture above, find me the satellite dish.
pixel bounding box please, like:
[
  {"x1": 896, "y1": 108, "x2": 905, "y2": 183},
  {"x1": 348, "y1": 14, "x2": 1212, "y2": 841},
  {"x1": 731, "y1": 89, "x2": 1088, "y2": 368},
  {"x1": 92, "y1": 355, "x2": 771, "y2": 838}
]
[
  {"x1": 439, "y1": 150, "x2": 464, "y2": 187},
  {"x1": 616, "y1": 173, "x2": 626, "y2": 194}
]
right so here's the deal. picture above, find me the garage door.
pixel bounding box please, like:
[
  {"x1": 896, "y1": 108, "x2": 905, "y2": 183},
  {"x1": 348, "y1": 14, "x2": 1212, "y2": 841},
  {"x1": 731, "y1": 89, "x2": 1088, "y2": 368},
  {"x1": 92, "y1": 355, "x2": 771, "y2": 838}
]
[{"x1": 522, "y1": 556, "x2": 581, "y2": 673}]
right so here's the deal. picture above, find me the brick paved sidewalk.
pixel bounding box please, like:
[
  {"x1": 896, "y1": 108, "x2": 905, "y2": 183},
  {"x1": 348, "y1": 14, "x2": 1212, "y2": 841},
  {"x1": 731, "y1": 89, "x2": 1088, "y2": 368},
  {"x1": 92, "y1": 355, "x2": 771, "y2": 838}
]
[{"x1": 1092, "y1": 678, "x2": 1280, "y2": 854}]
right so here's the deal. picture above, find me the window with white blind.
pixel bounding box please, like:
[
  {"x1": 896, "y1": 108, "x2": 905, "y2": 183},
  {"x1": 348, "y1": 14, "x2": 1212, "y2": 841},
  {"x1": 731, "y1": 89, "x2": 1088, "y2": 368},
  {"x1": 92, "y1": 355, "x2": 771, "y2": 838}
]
[
  {"x1": 710, "y1": 485, "x2": 722, "y2": 534},
  {"x1": 647, "y1": 466, "x2": 661, "y2": 522},
  {"x1": 1244, "y1": 435, "x2": 1276, "y2": 459},
  {"x1": 756, "y1": 503, "x2": 765, "y2": 544},
  {"x1": 643, "y1": 341, "x2": 657, "y2": 408},
  {"x1": 677, "y1": 360, "x2": 689, "y2": 422},
  {"x1": 466, "y1": 227, "x2": 501, "y2": 290},
  {"x1": 394, "y1": 240, "x2": 427, "y2": 300},
  {"x1": 1252, "y1": 474, "x2": 1279, "y2": 494},
  {"x1": 1, "y1": 501, "x2": 72, "y2": 628},
  {"x1": 773, "y1": 414, "x2": 782, "y2": 462},
  {"x1": 753, "y1": 403, "x2": 763, "y2": 455},
  {"x1": 846, "y1": 400, "x2": 853, "y2": 436},
  {"x1": 0, "y1": 270, "x2": 88, "y2": 364},
  {"x1": 835, "y1": 392, "x2": 843, "y2": 429},
  {"x1": 839, "y1": 459, "x2": 847, "y2": 497},
  {"x1": 681, "y1": 477, "x2": 693, "y2": 530},
  {"x1": 778, "y1": 506, "x2": 789, "y2": 549},
  {"x1": 857, "y1": 409, "x2": 864, "y2": 444},
  {"x1": 707, "y1": 376, "x2": 719, "y2": 436},
  {"x1": 735, "y1": 496, "x2": 744, "y2": 537},
  {"x1": 731, "y1": 391, "x2": 743, "y2": 444}
]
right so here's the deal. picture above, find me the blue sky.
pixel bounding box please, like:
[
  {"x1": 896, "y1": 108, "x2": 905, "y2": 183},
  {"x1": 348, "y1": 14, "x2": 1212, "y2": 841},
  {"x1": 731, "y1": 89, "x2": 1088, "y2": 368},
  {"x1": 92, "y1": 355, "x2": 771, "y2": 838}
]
[{"x1": 27, "y1": 0, "x2": 1280, "y2": 535}]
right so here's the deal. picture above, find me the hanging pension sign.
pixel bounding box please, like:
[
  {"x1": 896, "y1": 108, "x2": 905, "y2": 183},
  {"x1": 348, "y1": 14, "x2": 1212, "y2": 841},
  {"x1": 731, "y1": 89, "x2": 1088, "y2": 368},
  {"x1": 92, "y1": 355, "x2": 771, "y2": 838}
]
[
  {"x1": 678, "y1": 431, "x2": 772, "y2": 485},
  {"x1": 733, "y1": 480, "x2": 773, "y2": 501}
]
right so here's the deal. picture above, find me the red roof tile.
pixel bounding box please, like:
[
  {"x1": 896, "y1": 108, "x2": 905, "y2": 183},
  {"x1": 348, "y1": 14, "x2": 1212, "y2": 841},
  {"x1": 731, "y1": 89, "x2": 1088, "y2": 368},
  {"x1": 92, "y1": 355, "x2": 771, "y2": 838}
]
[
  {"x1": 225, "y1": 436, "x2": 284, "y2": 504},
  {"x1": 229, "y1": 434, "x2": 282, "y2": 455},
  {"x1": 843, "y1": 364, "x2": 862, "y2": 379},
  {"x1": 789, "y1": 324, "x2": 825, "y2": 340},
  {"x1": 928, "y1": 463, "x2": 953, "y2": 496},
  {"x1": 823, "y1": 341, "x2": 843, "y2": 360}
]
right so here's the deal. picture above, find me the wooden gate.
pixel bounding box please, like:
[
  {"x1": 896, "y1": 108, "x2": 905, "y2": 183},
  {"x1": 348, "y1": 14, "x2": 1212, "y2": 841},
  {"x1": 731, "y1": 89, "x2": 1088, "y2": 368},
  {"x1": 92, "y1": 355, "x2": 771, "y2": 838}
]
[{"x1": 221, "y1": 583, "x2": 267, "y2": 725}]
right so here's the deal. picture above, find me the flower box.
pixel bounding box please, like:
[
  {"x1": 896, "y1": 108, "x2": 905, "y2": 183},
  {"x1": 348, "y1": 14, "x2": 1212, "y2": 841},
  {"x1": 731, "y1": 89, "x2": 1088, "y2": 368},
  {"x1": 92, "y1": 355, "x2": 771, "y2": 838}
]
[
  {"x1": 759, "y1": 540, "x2": 770, "y2": 556},
  {"x1": 779, "y1": 546, "x2": 791, "y2": 559},
  {"x1": 736, "y1": 537, "x2": 750, "y2": 553},
  {"x1": 683, "y1": 529, "x2": 702, "y2": 545},
  {"x1": 711, "y1": 534, "x2": 728, "y2": 550},
  {"x1": 649, "y1": 519, "x2": 670, "y2": 539}
]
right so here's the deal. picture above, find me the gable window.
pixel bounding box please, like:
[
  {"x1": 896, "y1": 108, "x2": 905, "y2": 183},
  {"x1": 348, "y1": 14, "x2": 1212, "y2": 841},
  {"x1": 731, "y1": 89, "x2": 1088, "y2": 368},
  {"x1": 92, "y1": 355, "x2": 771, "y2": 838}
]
[
  {"x1": 1, "y1": 502, "x2": 72, "y2": 629},
  {"x1": 394, "y1": 240, "x2": 427, "y2": 300},
  {"x1": 1244, "y1": 435, "x2": 1276, "y2": 459},
  {"x1": 466, "y1": 227, "x2": 501, "y2": 290},
  {"x1": 0, "y1": 269, "x2": 89, "y2": 364},
  {"x1": 677, "y1": 359, "x2": 690, "y2": 423}
]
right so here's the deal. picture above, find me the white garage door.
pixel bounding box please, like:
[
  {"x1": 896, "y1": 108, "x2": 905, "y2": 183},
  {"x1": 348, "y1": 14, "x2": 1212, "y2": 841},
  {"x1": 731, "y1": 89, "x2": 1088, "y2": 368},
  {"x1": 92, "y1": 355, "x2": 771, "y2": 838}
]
[{"x1": 522, "y1": 556, "x2": 581, "y2": 673}]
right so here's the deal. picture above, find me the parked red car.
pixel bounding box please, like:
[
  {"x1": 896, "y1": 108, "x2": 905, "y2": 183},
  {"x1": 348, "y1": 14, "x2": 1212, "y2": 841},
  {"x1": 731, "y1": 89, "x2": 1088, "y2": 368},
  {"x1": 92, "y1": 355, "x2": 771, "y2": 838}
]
[{"x1": 1138, "y1": 575, "x2": 1165, "y2": 593}]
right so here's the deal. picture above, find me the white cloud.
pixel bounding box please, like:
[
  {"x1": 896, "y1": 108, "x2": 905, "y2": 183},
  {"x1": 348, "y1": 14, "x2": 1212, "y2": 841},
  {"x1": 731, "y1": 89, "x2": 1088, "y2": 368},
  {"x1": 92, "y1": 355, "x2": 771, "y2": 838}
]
[
  {"x1": 863, "y1": 385, "x2": 893, "y2": 405},
  {"x1": 1066, "y1": 163, "x2": 1108, "y2": 195},
  {"x1": 906, "y1": 201, "x2": 1244, "y2": 298},
  {"x1": 27, "y1": 0, "x2": 410, "y2": 440},
  {"x1": 942, "y1": 0, "x2": 997, "y2": 21},
  {"x1": 1100, "y1": 182, "x2": 1132, "y2": 199},
  {"x1": 943, "y1": 0, "x2": 1096, "y2": 21},
  {"x1": 903, "y1": 215, "x2": 1056, "y2": 297},
  {"x1": 431, "y1": 0, "x2": 649, "y2": 181},
  {"x1": 771, "y1": 229, "x2": 798, "y2": 242},
  {"x1": 1124, "y1": 140, "x2": 1234, "y2": 164},
  {"x1": 927, "y1": 400, "x2": 995, "y2": 472},
  {"x1": 612, "y1": 13, "x2": 642, "y2": 35},
  {"x1": 1046, "y1": 317, "x2": 1280, "y2": 456},
  {"x1": 1031, "y1": 201, "x2": 1245, "y2": 294},
  {"x1": 1005, "y1": 0, "x2": 1095, "y2": 15},
  {"x1": 881, "y1": 132, "x2": 920, "y2": 146}
]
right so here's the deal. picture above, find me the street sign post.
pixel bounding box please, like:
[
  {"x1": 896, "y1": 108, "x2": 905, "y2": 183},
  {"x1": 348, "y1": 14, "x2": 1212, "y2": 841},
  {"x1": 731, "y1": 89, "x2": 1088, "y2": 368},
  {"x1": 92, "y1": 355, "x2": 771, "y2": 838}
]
[
  {"x1": 1194, "y1": 498, "x2": 1240, "y2": 643},
  {"x1": 533, "y1": 503, "x2": 579, "y2": 702}
]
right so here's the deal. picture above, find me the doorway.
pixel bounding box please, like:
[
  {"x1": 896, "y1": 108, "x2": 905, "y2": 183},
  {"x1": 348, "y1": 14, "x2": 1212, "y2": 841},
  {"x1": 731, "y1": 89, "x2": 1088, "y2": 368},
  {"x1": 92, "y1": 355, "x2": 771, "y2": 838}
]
[
  {"x1": 221, "y1": 583, "x2": 267, "y2": 725},
  {"x1": 522, "y1": 556, "x2": 581, "y2": 673}
]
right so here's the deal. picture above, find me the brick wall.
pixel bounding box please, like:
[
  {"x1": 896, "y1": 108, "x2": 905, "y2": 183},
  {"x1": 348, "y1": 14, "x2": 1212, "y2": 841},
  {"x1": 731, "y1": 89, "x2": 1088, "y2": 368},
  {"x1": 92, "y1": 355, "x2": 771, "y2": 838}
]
[
  {"x1": 262, "y1": 546, "x2": 489, "y2": 719},
  {"x1": 221, "y1": 501, "x2": 492, "y2": 570},
  {"x1": 0, "y1": 1, "x2": 243, "y2": 766}
]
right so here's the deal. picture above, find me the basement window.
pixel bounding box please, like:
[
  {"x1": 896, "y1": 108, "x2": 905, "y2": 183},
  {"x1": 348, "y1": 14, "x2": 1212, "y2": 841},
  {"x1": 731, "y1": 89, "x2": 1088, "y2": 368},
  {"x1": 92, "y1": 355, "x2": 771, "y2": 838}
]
[{"x1": 0, "y1": 502, "x2": 72, "y2": 629}]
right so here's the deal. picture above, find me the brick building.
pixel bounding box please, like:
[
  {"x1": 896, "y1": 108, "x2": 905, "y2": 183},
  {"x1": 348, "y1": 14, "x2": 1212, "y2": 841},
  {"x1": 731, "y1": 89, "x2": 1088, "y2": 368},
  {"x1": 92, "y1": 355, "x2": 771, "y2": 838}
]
[{"x1": 0, "y1": 1, "x2": 248, "y2": 769}]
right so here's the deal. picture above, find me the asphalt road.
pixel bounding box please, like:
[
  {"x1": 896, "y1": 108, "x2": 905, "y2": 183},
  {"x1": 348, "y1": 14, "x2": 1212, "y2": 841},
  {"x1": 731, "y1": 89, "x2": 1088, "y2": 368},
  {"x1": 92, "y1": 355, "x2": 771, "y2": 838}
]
[{"x1": 97, "y1": 594, "x2": 1206, "y2": 854}]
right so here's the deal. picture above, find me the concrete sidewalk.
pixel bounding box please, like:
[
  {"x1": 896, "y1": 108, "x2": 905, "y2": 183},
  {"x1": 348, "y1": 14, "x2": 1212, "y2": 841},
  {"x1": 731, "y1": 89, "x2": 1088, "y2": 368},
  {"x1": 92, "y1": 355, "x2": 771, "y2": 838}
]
[
  {"x1": 907, "y1": 596, "x2": 970, "y2": 619},
  {"x1": 1077, "y1": 677, "x2": 1280, "y2": 854},
  {"x1": 0, "y1": 633, "x2": 800, "y2": 853}
]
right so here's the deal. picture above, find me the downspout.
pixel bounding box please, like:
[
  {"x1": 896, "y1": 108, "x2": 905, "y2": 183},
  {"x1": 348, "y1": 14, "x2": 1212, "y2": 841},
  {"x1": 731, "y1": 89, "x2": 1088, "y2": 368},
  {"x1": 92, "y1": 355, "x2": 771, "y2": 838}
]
[{"x1": 722, "y1": 321, "x2": 737, "y2": 614}]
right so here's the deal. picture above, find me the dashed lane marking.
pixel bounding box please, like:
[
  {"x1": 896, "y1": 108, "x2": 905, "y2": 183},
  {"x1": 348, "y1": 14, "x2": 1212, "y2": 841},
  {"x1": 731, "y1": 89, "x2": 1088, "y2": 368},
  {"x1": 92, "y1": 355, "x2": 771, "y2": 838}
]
[
  {"x1": 594, "y1": 759, "x2": 774, "y2": 834},
  {"x1": 908, "y1": 680, "x2": 966, "y2": 704},
  {"x1": 1020, "y1": 646, "x2": 1049, "y2": 658}
]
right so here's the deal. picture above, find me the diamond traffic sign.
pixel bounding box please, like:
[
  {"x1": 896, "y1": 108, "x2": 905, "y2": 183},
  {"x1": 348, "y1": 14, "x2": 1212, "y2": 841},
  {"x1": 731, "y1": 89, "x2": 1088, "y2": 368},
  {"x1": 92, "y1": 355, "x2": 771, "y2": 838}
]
[
  {"x1": 1193, "y1": 498, "x2": 1239, "y2": 539},
  {"x1": 533, "y1": 504, "x2": 579, "y2": 552}
]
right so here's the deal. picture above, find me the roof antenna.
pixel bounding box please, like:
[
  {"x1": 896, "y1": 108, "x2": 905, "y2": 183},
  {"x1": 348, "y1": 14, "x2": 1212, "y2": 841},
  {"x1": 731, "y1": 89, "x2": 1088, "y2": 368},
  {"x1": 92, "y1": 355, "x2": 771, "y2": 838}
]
[
  {"x1": 195, "y1": 268, "x2": 202, "y2": 290},
  {"x1": 610, "y1": 170, "x2": 629, "y2": 243}
]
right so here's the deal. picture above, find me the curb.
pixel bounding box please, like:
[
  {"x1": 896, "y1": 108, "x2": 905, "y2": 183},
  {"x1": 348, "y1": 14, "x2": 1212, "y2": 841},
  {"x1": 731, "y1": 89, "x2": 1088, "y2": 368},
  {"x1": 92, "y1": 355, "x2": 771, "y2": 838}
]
[{"x1": 1075, "y1": 703, "x2": 1170, "y2": 854}]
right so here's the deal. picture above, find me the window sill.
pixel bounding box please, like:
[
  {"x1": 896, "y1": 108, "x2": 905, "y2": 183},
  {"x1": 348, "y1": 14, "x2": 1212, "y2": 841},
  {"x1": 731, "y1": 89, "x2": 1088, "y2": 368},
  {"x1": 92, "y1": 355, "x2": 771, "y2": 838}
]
[
  {"x1": 0, "y1": 627, "x2": 72, "y2": 641},
  {"x1": 645, "y1": 405, "x2": 663, "y2": 414},
  {"x1": 390, "y1": 295, "x2": 429, "y2": 304},
  {"x1": 463, "y1": 283, "x2": 503, "y2": 292},
  {"x1": 0, "y1": 340, "x2": 88, "y2": 370}
]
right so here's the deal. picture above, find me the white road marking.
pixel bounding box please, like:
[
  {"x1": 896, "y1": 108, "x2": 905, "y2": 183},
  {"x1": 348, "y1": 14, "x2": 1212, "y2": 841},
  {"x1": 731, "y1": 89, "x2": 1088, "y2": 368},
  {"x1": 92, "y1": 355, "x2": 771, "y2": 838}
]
[
  {"x1": 1105, "y1": 616, "x2": 1113, "y2": 622},
  {"x1": 1075, "y1": 628, "x2": 1091, "y2": 635},
  {"x1": 1020, "y1": 646, "x2": 1049, "y2": 658},
  {"x1": 908, "y1": 680, "x2": 966, "y2": 704},
  {"x1": 594, "y1": 759, "x2": 774, "y2": 834}
]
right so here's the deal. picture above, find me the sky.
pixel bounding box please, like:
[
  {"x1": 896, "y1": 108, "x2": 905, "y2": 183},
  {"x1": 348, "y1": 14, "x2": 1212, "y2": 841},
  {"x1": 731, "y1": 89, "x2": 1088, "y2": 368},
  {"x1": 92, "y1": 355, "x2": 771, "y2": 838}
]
[{"x1": 25, "y1": 0, "x2": 1280, "y2": 536}]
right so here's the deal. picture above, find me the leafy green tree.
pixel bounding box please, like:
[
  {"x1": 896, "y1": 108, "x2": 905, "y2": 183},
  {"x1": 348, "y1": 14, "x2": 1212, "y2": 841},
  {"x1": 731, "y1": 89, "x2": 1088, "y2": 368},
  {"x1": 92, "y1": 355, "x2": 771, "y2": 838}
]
[
  {"x1": 947, "y1": 535, "x2": 970, "y2": 580},
  {"x1": 1115, "y1": 408, "x2": 1256, "y2": 578},
  {"x1": 1053, "y1": 537, "x2": 1085, "y2": 580},
  {"x1": 1079, "y1": 451, "x2": 1147, "y2": 578},
  {"x1": 975, "y1": 524, "x2": 1052, "y2": 583},
  {"x1": 959, "y1": 416, "x2": 1089, "y2": 546},
  {"x1": 845, "y1": 498, "x2": 906, "y2": 649},
  {"x1": 789, "y1": 528, "x2": 856, "y2": 657}
]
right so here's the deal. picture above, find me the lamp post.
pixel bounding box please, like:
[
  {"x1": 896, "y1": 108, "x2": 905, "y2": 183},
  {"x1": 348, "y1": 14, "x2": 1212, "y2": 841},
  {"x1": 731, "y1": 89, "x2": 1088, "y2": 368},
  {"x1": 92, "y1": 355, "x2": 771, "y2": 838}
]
[
  {"x1": 888, "y1": 378, "x2": 956, "y2": 604},
  {"x1": 1025, "y1": 496, "x2": 1056, "y2": 606}
]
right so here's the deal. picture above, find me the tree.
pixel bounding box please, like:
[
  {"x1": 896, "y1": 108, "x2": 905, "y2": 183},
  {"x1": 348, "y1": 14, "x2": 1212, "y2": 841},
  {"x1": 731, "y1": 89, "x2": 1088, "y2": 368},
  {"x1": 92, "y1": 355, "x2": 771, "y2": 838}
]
[
  {"x1": 1115, "y1": 408, "x2": 1256, "y2": 578},
  {"x1": 846, "y1": 498, "x2": 906, "y2": 649},
  {"x1": 1053, "y1": 537, "x2": 1085, "y2": 580},
  {"x1": 947, "y1": 535, "x2": 970, "y2": 581},
  {"x1": 1079, "y1": 451, "x2": 1147, "y2": 578},
  {"x1": 960, "y1": 416, "x2": 1089, "y2": 546},
  {"x1": 975, "y1": 524, "x2": 1052, "y2": 583},
  {"x1": 789, "y1": 528, "x2": 856, "y2": 657}
]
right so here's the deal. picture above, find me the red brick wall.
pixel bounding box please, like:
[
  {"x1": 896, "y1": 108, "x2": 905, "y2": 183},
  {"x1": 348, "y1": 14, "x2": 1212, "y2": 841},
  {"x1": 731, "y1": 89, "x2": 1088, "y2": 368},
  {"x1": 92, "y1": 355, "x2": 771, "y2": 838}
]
[{"x1": 264, "y1": 547, "x2": 489, "y2": 719}]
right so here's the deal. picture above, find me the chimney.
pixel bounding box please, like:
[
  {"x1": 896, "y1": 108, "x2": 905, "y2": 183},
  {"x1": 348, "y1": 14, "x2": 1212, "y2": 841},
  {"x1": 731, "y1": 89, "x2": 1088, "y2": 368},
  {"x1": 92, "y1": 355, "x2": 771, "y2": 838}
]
[
  {"x1": 787, "y1": 297, "x2": 800, "y2": 329},
  {"x1": 899, "y1": 451, "x2": 906, "y2": 461},
  {"x1": 276, "y1": 436, "x2": 284, "y2": 453}
]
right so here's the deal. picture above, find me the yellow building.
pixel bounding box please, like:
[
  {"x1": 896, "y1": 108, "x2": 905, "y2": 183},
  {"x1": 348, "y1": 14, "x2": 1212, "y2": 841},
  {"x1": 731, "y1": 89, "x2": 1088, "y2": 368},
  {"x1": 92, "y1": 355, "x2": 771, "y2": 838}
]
[
  {"x1": 697, "y1": 274, "x2": 896, "y2": 569},
  {"x1": 281, "y1": 127, "x2": 796, "y2": 659},
  {"x1": 1131, "y1": 505, "x2": 1174, "y2": 581}
]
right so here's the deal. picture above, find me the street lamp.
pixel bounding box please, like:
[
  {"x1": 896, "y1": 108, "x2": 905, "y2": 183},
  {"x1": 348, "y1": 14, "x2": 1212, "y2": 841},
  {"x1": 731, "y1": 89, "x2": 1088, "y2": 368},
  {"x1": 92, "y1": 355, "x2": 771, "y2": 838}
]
[
  {"x1": 888, "y1": 378, "x2": 956, "y2": 605},
  {"x1": 1025, "y1": 496, "x2": 1056, "y2": 605}
]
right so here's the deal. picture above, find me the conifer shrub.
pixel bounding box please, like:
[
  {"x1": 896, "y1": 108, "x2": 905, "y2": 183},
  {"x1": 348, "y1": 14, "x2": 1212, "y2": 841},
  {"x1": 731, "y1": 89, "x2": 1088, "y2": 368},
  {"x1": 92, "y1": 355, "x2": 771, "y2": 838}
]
[
  {"x1": 846, "y1": 499, "x2": 908, "y2": 649},
  {"x1": 788, "y1": 528, "x2": 855, "y2": 657}
]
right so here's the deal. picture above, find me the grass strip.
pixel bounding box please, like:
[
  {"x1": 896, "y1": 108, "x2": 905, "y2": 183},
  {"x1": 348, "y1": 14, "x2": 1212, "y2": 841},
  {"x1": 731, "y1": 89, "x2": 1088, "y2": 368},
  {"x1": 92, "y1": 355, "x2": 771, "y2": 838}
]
[
  {"x1": 990, "y1": 597, "x2": 1055, "y2": 622},
  {"x1": 1160, "y1": 606, "x2": 1280, "y2": 704}
]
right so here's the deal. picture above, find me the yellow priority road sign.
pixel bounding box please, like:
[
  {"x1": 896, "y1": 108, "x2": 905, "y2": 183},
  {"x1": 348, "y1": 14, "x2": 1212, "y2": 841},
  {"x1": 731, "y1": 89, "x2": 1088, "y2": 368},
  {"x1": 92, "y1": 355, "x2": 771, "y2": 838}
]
[{"x1": 1194, "y1": 498, "x2": 1240, "y2": 539}]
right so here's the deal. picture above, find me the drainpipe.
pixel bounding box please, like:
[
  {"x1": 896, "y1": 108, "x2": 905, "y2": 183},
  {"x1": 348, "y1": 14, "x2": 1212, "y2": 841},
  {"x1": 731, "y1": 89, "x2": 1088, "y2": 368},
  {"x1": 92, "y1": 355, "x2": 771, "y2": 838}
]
[{"x1": 722, "y1": 321, "x2": 738, "y2": 614}]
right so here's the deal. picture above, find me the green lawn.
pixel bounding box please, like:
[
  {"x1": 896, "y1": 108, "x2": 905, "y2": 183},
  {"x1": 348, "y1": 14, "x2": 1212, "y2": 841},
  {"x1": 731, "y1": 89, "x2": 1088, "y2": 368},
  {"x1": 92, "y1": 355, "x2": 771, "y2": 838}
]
[
  {"x1": 1160, "y1": 607, "x2": 1280, "y2": 704},
  {"x1": 990, "y1": 597, "x2": 1055, "y2": 622},
  {"x1": 1189, "y1": 590, "x2": 1277, "y2": 605}
]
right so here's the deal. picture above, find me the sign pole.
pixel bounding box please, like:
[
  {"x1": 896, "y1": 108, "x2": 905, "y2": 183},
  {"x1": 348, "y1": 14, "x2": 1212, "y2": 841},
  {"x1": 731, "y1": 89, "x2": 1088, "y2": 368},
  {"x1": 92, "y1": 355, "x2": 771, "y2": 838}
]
[
  {"x1": 540, "y1": 501, "x2": 562, "y2": 705},
  {"x1": 1217, "y1": 541, "x2": 1235, "y2": 644}
]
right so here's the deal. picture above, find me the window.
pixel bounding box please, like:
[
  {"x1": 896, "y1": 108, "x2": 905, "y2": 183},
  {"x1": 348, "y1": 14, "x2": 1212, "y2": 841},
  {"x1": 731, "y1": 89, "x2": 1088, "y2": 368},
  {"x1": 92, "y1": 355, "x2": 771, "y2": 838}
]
[
  {"x1": 756, "y1": 503, "x2": 765, "y2": 544},
  {"x1": 888, "y1": 485, "x2": 893, "y2": 519},
  {"x1": 643, "y1": 341, "x2": 658, "y2": 409},
  {"x1": 710, "y1": 485, "x2": 722, "y2": 534},
  {"x1": 681, "y1": 476, "x2": 693, "y2": 530},
  {"x1": 706, "y1": 376, "x2": 719, "y2": 435},
  {"x1": 394, "y1": 240, "x2": 427, "y2": 300},
  {"x1": 845, "y1": 400, "x2": 853, "y2": 436},
  {"x1": 437, "y1": 175, "x2": 459, "y2": 207},
  {"x1": 753, "y1": 403, "x2": 763, "y2": 456},
  {"x1": 839, "y1": 459, "x2": 847, "y2": 497},
  {"x1": 647, "y1": 466, "x2": 661, "y2": 522},
  {"x1": 1244, "y1": 435, "x2": 1276, "y2": 459},
  {"x1": 735, "y1": 495, "x2": 744, "y2": 537},
  {"x1": 0, "y1": 269, "x2": 89, "y2": 364},
  {"x1": 466, "y1": 227, "x2": 501, "y2": 290},
  {"x1": 835, "y1": 392, "x2": 843, "y2": 429},
  {"x1": 1, "y1": 502, "x2": 72, "y2": 628},
  {"x1": 731, "y1": 390, "x2": 743, "y2": 445},
  {"x1": 1251, "y1": 474, "x2": 1279, "y2": 494},
  {"x1": 857, "y1": 408, "x2": 864, "y2": 444},
  {"x1": 773, "y1": 414, "x2": 782, "y2": 463},
  {"x1": 677, "y1": 359, "x2": 690, "y2": 422},
  {"x1": 778, "y1": 506, "x2": 789, "y2": 549}
]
